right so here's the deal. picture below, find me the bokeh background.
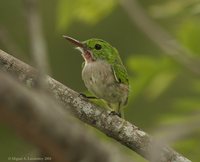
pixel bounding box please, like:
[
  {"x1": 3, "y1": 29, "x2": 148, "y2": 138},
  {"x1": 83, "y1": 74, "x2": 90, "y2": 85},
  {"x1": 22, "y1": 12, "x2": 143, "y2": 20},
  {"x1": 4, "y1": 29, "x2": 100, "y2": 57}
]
[{"x1": 0, "y1": 0, "x2": 200, "y2": 161}]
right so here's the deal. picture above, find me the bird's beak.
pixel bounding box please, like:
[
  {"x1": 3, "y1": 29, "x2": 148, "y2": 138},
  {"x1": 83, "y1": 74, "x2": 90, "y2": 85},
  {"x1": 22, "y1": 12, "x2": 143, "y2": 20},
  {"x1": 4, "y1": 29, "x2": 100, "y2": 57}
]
[{"x1": 63, "y1": 35, "x2": 85, "y2": 49}]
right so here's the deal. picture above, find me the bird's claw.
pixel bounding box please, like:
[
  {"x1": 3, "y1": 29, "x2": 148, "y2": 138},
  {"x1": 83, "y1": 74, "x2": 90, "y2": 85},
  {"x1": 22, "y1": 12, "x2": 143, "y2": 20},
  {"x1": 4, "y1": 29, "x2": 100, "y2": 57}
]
[
  {"x1": 79, "y1": 93, "x2": 98, "y2": 99},
  {"x1": 109, "y1": 111, "x2": 121, "y2": 118}
]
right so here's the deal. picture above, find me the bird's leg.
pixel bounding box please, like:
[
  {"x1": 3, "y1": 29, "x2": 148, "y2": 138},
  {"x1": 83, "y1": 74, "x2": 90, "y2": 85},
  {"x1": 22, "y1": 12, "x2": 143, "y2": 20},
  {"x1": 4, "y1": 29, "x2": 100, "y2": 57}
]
[
  {"x1": 118, "y1": 102, "x2": 124, "y2": 119},
  {"x1": 108, "y1": 102, "x2": 122, "y2": 117},
  {"x1": 79, "y1": 92, "x2": 98, "y2": 99},
  {"x1": 117, "y1": 102, "x2": 124, "y2": 118}
]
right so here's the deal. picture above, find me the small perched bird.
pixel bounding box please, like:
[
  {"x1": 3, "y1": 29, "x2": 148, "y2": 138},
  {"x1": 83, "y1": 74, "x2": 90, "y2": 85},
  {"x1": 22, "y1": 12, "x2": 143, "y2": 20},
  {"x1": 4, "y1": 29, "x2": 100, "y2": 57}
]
[{"x1": 63, "y1": 35, "x2": 129, "y2": 118}]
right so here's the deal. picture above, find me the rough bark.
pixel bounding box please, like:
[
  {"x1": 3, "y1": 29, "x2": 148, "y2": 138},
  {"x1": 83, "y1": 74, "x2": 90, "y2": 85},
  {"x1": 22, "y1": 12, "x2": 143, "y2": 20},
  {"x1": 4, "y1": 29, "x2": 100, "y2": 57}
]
[
  {"x1": 0, "y1": 49, "x2": 191, "y2": 162},
  {"x1": 0, "y1": 72, "x2": 133, "y2": 162}
]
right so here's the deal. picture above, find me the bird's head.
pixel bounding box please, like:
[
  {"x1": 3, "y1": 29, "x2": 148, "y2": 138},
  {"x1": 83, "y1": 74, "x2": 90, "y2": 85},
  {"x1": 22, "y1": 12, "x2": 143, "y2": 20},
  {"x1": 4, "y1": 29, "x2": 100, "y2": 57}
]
[{"x1": 63, "y1": 35, "x2": 118, "y2": 63}]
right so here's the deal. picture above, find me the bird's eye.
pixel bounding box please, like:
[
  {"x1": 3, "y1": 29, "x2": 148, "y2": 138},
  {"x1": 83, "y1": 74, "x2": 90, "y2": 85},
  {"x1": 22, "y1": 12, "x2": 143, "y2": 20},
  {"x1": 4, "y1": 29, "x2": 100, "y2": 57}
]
[{"x1": 94, "y1": 44, "x2": 102, "y2": 50}]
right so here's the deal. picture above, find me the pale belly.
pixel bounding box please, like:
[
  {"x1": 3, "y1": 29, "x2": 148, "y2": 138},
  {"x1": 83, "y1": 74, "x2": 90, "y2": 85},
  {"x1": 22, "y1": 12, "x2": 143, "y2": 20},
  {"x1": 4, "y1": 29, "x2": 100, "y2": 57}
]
[{"x1": 82, "y1": 60, "x2": 128, "y2": 106}]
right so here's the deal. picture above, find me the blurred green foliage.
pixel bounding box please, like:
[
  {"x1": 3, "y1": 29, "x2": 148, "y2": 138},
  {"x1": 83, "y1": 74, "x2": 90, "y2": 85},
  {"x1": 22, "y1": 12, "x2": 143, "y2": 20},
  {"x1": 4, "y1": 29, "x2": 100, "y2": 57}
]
[
  {"x1": 127, "y1": 56, "x2": 179, "y2": 101},
  {"x1": 178, "y1": 19, "x2": 200, "y2": 55},
  {"x1": 0, "y1": 0, "x2": 200, "y2": 161},
  {"x1": 57, "y1": 0, "x2": 116, "y2": 30}
]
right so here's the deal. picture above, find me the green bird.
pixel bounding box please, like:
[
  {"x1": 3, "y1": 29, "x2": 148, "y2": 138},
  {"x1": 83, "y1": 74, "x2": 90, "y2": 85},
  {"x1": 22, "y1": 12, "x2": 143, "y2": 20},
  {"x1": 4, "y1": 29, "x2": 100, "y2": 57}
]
[{"x1": 63, "y1": 35, "x2": 129, "y2": 118}]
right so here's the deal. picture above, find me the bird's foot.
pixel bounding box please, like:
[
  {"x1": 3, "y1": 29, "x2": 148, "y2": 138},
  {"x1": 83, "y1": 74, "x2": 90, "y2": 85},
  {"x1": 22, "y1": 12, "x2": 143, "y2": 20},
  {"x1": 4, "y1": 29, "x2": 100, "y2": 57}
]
[
  {"x1": 79, "y1": 93, "x2": 98, "y2": 99},
  {"x1": 109, "y1": 111, "x2": 121, "y2": 118}
]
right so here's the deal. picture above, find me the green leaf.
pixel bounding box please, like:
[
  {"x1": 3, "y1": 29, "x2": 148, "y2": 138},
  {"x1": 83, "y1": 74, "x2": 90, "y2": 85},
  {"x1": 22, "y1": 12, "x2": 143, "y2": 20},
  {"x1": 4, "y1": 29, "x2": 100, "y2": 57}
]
[
  {"x1": 144, "y1": 72, "x2": 177, "y2": 100},
  {"x1": 56, "y1": 0, "x2": 116, "y2": 30},
  {"x1": 127, "y1": 55, "x2": 179, "y2": 101},
  {"x1": 177, "y1": 19, "x2": 200, "y2": 55}
]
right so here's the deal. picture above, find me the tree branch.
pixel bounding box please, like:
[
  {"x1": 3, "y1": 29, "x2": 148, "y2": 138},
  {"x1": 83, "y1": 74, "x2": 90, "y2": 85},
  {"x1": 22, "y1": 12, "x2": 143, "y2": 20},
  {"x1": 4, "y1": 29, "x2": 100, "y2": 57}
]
[
  {"x1": 0, "y1": 49, "x2": 191, "y2": 162},
  {"x1": 0, "y1": 72, "x2": 133, "y2": 162}
]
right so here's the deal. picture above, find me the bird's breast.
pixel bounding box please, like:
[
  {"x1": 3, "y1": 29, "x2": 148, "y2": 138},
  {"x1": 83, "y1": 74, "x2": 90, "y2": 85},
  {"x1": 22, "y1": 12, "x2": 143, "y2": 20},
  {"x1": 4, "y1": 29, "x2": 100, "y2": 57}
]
[
  {"x1": 82, "y1": 61, "x2": 115, "y2": 96},
  {"x1": 81, "y1": 60, "x2": 128, "y2": 105},
  {"x1": 82, "y1": 60, "x2": 114, "y2": 86}
]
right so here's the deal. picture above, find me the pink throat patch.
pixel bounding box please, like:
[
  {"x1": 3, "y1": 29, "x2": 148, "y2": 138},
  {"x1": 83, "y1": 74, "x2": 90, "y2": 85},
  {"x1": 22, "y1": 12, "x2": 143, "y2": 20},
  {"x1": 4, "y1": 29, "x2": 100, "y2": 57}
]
[{"x1": 83, "y1": 50, "x2": 94, "y2": 62}]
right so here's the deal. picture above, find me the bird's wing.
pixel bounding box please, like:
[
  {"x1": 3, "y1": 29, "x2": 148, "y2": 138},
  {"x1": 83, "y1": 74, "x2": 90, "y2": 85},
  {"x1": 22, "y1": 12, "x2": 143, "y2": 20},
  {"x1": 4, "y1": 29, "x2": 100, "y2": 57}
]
[{"x1": 112, "y1": 63, "x2": 129, "y2": 85}]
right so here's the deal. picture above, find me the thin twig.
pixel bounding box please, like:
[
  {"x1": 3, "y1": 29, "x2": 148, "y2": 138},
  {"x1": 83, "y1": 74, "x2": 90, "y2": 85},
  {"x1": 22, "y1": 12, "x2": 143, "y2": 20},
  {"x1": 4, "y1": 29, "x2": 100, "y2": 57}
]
[
  {"x1": 0, "y1": 49, "x2": 191, "y2": 162},
  {"x1": 24, "y1": 0, "x2": 49, "y2": 88}
]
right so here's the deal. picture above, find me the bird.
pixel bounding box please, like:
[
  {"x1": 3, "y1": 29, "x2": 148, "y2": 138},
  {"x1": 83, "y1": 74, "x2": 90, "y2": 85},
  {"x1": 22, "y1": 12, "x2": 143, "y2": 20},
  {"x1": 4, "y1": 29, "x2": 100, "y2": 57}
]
[{"x1": 63, "y1": 35, "x2": 129, "y2": 118}]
